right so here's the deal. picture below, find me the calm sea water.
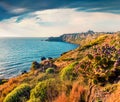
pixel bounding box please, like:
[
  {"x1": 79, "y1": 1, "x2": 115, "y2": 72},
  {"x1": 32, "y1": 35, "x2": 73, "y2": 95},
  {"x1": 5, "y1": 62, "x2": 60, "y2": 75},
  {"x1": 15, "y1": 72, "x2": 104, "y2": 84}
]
[{"x1": 0, "y1": 38, "x2": 78, "y2": 79}]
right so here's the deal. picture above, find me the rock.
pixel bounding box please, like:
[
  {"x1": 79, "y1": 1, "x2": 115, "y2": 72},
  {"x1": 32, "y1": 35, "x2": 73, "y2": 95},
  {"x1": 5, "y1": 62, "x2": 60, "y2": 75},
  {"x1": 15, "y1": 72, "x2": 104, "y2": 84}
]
[
  {"x1": 21, "y1": 70, "x2": 27, "y2": 74},
  {"x1": 48, "y1": 57, "x2": 53, "y2": 60},
  {"x1": 41, "y1": 57, "x2": 46, "y2": 61},
  {"x1": 40, "y1": 60, "x2": 57, "y2": 72}
]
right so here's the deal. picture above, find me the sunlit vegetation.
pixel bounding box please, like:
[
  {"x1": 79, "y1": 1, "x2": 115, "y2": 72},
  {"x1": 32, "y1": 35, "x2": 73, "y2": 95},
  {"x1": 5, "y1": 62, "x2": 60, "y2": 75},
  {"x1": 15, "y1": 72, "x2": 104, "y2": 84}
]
[
  {"x1": 54, "y1": 82, "x2": 86, "y2": 102},
  {"x1": 4, "y1": 84, "x2": 30, "y2": 102},
  {"x1": 60, "y1": 62, "x2": 78, "y2": 81},
  {"x1": 79, "y1": 35, "x2": 108, "y2": 51},
  {"x1": 0, "y1": 79, "x2": 8, "y2": 85},
  {"x1": 106, "y1": 84, "x2": 120, "y2": 102},
  {"x1": 1, "y1": 33, "x2": 120, "y2": 102},
  {"x1": 46, "y1": 68, "x2": 55, "y2": 74},
  {"x1": 28, "y1": 79, "x2": 62, "y2": 102}
]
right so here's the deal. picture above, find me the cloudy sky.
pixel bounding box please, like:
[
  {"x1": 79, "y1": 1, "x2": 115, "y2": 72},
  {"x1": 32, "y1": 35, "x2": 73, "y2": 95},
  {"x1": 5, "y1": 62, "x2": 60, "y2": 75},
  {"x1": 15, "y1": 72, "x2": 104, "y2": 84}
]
[{"x1": 0, "y1": 0, "x2": 120, "y2": 37}]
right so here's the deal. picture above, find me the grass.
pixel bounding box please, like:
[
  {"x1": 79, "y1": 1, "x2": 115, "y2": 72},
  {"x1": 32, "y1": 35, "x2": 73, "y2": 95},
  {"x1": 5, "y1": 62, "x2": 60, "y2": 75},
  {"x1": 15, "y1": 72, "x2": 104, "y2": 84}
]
[
  {"x1": 79, "y1": 35, "x2": 108, "y2": 51},
  {"x1": 106, "y1": 84, "x2": 120, "y2": 102},
  {"x1": 54, "y1": 82, "x2": 86, "y2": 102}
]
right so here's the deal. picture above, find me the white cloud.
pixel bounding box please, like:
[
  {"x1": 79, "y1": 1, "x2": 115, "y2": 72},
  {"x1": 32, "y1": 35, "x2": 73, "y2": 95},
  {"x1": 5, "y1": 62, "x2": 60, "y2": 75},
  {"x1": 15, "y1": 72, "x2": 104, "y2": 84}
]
[
  {"x1": 0, "y1": 8, "x2": 120, "y2": 37},
  {"x1": 10, "y1": 8, "x2": 27, "y2": 14}
]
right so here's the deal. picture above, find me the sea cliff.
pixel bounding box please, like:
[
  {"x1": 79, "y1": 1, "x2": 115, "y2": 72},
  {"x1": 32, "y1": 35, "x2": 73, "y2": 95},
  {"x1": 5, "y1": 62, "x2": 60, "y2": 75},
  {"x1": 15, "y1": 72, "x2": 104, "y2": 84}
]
[
  {"x1": 0, "y1": 32, "x2": 120, "y2": 102},
  {"x1": 46, "y1": 30, "x2": 114, "y2": 44}
]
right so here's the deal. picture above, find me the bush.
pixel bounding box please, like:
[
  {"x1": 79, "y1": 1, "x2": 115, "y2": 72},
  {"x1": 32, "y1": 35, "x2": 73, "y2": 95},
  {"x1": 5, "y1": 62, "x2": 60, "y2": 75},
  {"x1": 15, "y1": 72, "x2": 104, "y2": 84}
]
[
  {"x1": 31, "y1": 61, "x2": 40, "y2": 70},
  {"x1": 62, "y1": 58, "x2": 74, "y2": 61},
  {"x1": 4, "y1": 84, "x2": 30, "y2": 102},
  {"x1": 29, "y1": 79, "x2": 61, "y2": 102},
  {"x1": 0, "y1": 79, "x2": 7, "y2": 85},
  {"x1": 95, "y1": 55, "x2": 101, "y2": 61},
  {"x1": 93, "y1": 74, "x2": 106, "y2": 86},
  {"x1": 87, "y1": 54, "x2": 93, "y2": 60},
  {"x1": 60, "y1": 62, "x2": 78, "y2": 81},
  {"x1": 46, "y1": 68, "x2": 54, "y2": 74}
]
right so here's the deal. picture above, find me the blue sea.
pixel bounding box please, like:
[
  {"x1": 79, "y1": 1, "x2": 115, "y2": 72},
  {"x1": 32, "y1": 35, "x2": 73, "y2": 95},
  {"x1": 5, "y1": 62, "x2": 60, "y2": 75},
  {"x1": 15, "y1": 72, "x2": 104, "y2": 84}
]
[{"x1": 0, "y1": 38, "x2": 78, "y2": 79}]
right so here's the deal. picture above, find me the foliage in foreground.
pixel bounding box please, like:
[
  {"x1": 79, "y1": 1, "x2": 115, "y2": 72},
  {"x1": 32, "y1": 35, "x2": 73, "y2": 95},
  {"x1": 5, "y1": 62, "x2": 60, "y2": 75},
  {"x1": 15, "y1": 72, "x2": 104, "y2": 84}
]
[
  {"x1": 4, "y1": 84, "x2": 30, "y2": 102},
  {"x1": 28, "y1": 79, "x2": 62, "y2": 102}
]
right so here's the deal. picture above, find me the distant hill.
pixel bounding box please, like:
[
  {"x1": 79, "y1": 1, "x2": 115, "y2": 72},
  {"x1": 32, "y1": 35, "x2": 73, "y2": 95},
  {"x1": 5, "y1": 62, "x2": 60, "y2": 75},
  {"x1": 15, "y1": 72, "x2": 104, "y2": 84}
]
[{"x1": 46, "y1": 30, "x2": 114, "y2": 44}]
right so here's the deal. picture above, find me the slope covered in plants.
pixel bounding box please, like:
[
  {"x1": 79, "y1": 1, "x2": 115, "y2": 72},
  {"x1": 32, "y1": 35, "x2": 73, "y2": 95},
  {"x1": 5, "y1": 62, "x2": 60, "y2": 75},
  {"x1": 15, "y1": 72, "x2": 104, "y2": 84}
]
[{"x1": 0, "y1": 33, "x2": 120, "y2": 102}]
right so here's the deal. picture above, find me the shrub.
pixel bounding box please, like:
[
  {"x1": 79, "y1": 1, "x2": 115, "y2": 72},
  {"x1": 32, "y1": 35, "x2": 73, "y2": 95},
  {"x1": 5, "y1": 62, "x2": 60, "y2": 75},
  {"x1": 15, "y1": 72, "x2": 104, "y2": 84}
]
[
  {"x1": 4, "y1": 84, "x2": 30, "y2": 102},
  {"x1": 95, "y1": 55, "x2": 101, "y2": 61},
  {"x1": 29, "y1": 79, "x2": 61, "y2": 102},
  {"x1": 60, "y1": 62, "x2": 78, "y2": 81},
  {"x1": 27, "y1": 98, "x2": 40, "y2": 102},
  {"x1": 31, "y1": 61, "x2": 40, "y2": 70},
  {"x1": 0, "y1": 79, "x2": 7, "y2": 85},
  {"x1": 87, "y1": 54, "x2": 93, "y2": 60},
  {"x1": 108, "y1": 72, "x2": 116, "y2": 83},
  {"x1": 46, "y1": 68, "x2": 54, "y2": 74},
  {"x1": 93, "y1": 74, "x2": 106, "y2": 86},
  {"x1": 62, "y1": 58, "x2": 74, "y2": 61}
]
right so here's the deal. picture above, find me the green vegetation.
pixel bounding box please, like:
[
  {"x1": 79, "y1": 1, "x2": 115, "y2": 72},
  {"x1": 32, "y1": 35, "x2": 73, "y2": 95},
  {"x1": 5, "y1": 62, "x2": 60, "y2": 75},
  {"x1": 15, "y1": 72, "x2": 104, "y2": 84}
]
[
  {"x1": 1, "y1": 33, "x2": 120, "y2": 102},
  {"x1": 0, "y1": 79, "x2": 8, "y2": 85},
  {"x1": 62, "y1": 58, "x2": 75, "y2": 61},
  {"x1": 60, "y1": 62, "x2": 78, "y2": 81},
  {"x1": 79, "y1": 35, "x2": 107, "y2": 50},
  {"x1": 31, "y1": 61, "x2": 40, "y2": 70},
  {"x1": 29, "y1": 79, "x2": 61, "y2": 102},
  {"x1": 45, "y1": 68, "x2": 55, "y2": 74},
  {"x1": 4, "y1": 84, "x2": 30, "y2": 102}
]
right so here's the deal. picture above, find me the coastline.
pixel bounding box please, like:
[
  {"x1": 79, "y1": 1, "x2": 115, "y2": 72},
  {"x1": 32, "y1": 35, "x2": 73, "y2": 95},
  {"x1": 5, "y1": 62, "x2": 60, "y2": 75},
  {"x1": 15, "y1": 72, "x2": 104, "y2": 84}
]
[
  {"x1": 1, "y1": 33, "x2": 120, "y2": 102},
  {"x1": 0, "y1": 39, "x2": 78, "y2": 80}
]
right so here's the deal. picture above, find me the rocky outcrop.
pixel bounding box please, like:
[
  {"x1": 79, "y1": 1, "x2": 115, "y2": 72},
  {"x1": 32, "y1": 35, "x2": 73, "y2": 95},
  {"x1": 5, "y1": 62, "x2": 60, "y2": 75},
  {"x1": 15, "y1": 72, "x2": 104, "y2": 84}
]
[
  {"x1": 46, "y1": 30, "x2": 114, "y2": 44},
  {"x1": 46, "y1": 30, "x2": 95, "y2": 43},
  {"x1": 31, "y1": 59, "x2": 57, "y2": 72}
]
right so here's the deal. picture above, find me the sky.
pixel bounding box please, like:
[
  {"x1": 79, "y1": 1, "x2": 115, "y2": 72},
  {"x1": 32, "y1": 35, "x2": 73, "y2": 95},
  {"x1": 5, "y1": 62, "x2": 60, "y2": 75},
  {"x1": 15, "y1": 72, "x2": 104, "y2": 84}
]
[{"x1": 0, "y1": 0, "x2": 120, "y2": 37}]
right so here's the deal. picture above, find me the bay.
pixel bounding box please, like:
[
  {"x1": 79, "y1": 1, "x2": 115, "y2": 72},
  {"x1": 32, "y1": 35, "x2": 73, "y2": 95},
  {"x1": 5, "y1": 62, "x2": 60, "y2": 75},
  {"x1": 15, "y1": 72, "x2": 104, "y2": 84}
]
[{"x1": 0, "y1": 38, "x2": 78, "y2": 78}]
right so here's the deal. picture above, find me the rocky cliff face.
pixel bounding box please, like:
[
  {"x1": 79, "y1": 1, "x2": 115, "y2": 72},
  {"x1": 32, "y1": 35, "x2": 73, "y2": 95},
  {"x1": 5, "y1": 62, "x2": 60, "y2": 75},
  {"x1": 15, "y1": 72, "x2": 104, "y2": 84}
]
[
  {"x1": 46, "y1": 31, "x2": 95, "y2": 43},
  {"x1": 46, "y1": 30, "x2": 115, "y2": 44}
]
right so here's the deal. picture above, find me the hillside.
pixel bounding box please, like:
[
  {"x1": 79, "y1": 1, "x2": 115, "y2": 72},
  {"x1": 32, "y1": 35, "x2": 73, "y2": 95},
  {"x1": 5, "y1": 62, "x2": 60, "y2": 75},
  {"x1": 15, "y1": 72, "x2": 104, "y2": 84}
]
[
  {"x1": 0, "y1": 33, "x2": 120, "y2": 102},
  {"x1": 46, "y1": 31, "x2": 114, "y2": 44}
]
